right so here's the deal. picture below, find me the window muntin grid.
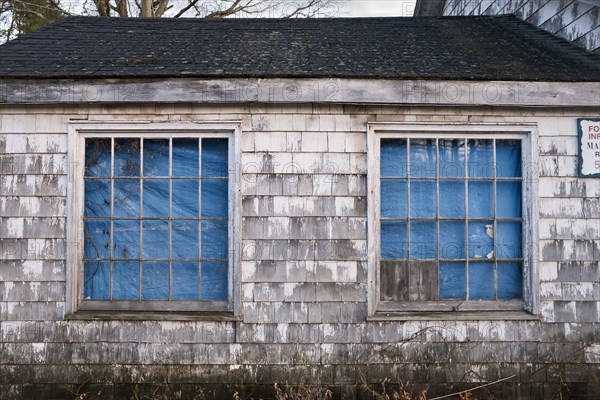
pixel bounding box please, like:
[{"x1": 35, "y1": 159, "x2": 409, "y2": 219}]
[
  {"x1": 82, "y1": 136, "x2": 229, "y2": 303},
  {"x1": 379, "y1": 137, "x2": 523, "y2": 301}
]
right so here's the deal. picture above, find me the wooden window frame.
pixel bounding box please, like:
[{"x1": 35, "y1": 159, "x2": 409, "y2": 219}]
[
  {"x1": 66, "y1": 121, "x2": 242, "y2": 318},
  {"x1": 367, "y1": 123, "x2": 539, "y2": 318}
]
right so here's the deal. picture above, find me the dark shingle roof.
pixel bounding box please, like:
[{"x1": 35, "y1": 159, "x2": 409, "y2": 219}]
[{"x1": 0, "y1": 15, "x2": 599, "y2": 81}]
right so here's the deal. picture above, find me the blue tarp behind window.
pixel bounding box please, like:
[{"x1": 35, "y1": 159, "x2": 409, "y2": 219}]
[
  {"x1": 380, "y1": 138, "x2": 523, "y2": 301},
  {"x1": 83, "y1": 137, "x2": 229, "y2": 302}
]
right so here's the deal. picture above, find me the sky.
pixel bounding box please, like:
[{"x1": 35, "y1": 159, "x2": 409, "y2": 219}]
[
  {"x1": 341, "y1": 0, "x2": 417, "y2": 17},
  {"x1": 53, "y1": 0, "x2": 418, "y2": 18}
]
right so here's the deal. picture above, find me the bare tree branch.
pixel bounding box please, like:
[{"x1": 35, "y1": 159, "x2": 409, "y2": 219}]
[
  {"x1": 173, "y1": 0, "x2": 200, "y2": 18},
  {"x1": 206, "y1": 0, "x2": 244, "y2": 18},
  {"x1": 154, "y1": 0, "x2": 170, "y2": 17},
  {"x1": 12, "y1": 7, "x2": 51, "y2": 22}
]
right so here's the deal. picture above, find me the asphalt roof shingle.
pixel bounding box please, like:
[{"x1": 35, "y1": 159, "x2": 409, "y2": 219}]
[{"x1": 0, "y1": 15, "x2": 599, "y2": 81}]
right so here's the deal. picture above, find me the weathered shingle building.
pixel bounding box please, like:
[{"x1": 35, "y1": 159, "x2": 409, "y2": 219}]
[
  {"x1": 414, "y1": 0, "x2": 599, "y2": 53},
  {"x1": 0, "y1": 15, "x2": 599, "y2": 399}
]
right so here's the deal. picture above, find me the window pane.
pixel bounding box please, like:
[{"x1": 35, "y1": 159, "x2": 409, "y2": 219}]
[
  {"x1": 172, "y1": 220, "x2": 199, "y2": 259},
  {"x1": 142, "y1": 220, "x2": 169, "y2": 259},
  {"x1": 497, "y1": 262, "x2": 523, "y2": 299},
  {"x1": 410, "y1": 139, "x2": 436, "y2": 178},
  {"x1": 468, "y1": 221, "x2": 494, "y2": 259},
  {"x1": 200, "y1": 261, "x2": 228, "y2": 300},
  {"x1": 201, "y1": 179, "x2": 229, "y2": 218},
  {"x1": 172, "y1": 262, "x2": 199, "y2": 300},
  {"x1": 468, "y1": 139, "x2": 493, "y2": 178},
  {"x1": 469, "y1": 262, "x2": 494, "y2": 300},
  {"x1": 381, "y1": 180, "x2": 408, "y2": 218},
  {"x1": 410, "y1": 180, "x2": 436, "y2": 218},
  {"x1": 84, "y1": 179, "x2": 111, "y2": 218},
  {"x1": 142, "y1": 261, "x2": 169, "y2": 300},
  {"x1": 113, "y1": 261, "x2": 140, "y2": 300},
  {"x1": 83, "y1": 261, "x2": 110, "y2": 300},
  {"x1": 85, "y1": 138, "x2": 111, "y2": 177},
  {"x1": 113, "y1": 220, "x2": 140, "y2": 259},
  {"x1": 201, "y1": 219, "x2": 228, "y2": 259},
  {"x1": 439, "y1": 181, "x2": 465, "y2": 218},
  {"x1": 84, "y1": 220, "x2": 110, "y2": 259},
  {"x1": 113, "y1": 179, "x2": 140, "y2": 217},
  {"x1": 497, "y1": 222, "x2": 522, "y2": 259},
  {"x1": 143, "y1": 179, "x2": 170, "y2": 218},
  {"x1": 410, "y1": 221, "x2": 437, "y2": 259},
  {"x1": 380, "y1": 139, "x2": 407, "y2": 177},
  {"x1": 172, "y1": 138, "x2": 198, "y2": 176},
  {"x1": 468, "y1": 181, "x2": 493, "y2": 218},
  {"x1": 143, "y1": 139, "x2": 169, "y2": 176},
  {"x1": 439, "y1": 139, "x2": 465, "y2": 178},
  {"x1": 202, "y1": 138, "x2": 229, "y2": 177},
  {"x1": 496, "y1": 140, "x2": 521, "y2": 178},
  {"x1": 380, "y1": 220, "x2": 408, "y2": 259},
  {"x1": 497, "y1": 181, "x2": 521, "y2": 218},
  {"x1": 439, "y1": 221, "x2": 465, "y2": 259},
  {"x1": 172, "y1": 179, "x2": 199, "y2": 218},
  {"x1": 114, "y1": 138, "x2": 140, "y2": 177},
  {"x1": 440, "y1": 262, "x2": 466, "y2": 300}
]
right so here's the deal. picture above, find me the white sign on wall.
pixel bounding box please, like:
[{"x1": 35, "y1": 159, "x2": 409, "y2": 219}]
[{"x1": 578, "y1": 118, "x2": 600, "y2": 178}]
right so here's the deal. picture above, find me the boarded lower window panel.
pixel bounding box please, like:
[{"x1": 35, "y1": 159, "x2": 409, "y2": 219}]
[
  {"x1": 380, "y1": 138, "x2": 524, "y2": 305},
  {"x1": 83, "y1": 137, "x2": 229, "y2": 305}
]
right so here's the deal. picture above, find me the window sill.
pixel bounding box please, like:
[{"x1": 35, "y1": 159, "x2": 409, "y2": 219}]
[
  {"x1": 65, "y1": 311, "x2": 242, "y2": 322},
  {"x1": 368, "y1": 310, "x2": 540, "y2": 322}
]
